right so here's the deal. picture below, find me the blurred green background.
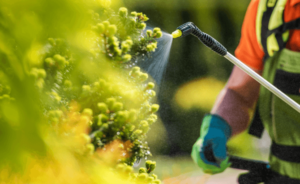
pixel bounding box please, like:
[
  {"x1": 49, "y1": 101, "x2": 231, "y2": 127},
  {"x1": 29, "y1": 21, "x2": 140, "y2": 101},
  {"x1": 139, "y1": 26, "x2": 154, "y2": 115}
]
[{"x1": 122, "y1": 0, "x2": 261, "y2": 156}]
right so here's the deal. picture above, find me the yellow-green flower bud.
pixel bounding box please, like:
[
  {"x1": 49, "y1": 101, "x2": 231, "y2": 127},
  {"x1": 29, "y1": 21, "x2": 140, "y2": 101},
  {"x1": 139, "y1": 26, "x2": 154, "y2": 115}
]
[
  {"x1": 139, "y1": 167, "x2": 147, "y2": 173},
  {"x1": 139, "y1": 73, "x2": 148, "y2": 82},
  {"x1": 149, "y1": 114, "x2": 157, "y2": 121},
  {"x1": 121, "y1": 42, "x2": 130, "y2": 53},
  {"x1": 131, "y1": 66, "x2": 140, "y2": 73},
  {"x1": 131, "y1": 173, "x2": 138, "y2": 179},
  {"x1": 102, "y1": 21, "x2": 110, "y2": 29},
  {"x1": 83, "y1": 108, "x2": 93, "y2": 116},
  {"x1": 45, "y1": 57, "x2": 55, "y2": 66},
  {"x1": 86, "y1": 143, "x2": 95, "y2": 155},
  {"x1": 93, "y1": 82, "x2": 100, "y2": 90},
  {"x1": 149, "y1": 90, "x2": 156, "y2": 97},
  {"x1": 53, "y1": 54, "x2": 63, "y2": 62},
  {"x1": 64, "y1": 80, "x2": 72, "y2": 87},
  {"x1": 145, "y1": 103, "x2": 151, "y2": 111},
  {"x1": 147, "y1": 118, "x2": 156, "y2": 125},
  {"x1": 47, "y1": 111, "x2": 55, "y2": 118},
  {"x1": 123, "y1": 54, "x2": 132, "y2": 62},
  {"x1": 101, "y1": 123, "x2": 109, "y2": 130},
  {"x1": 146, "y1": 44, "x2": 154, "y2": 52},
  {"x1": 116, "y1": 111, "x2": 128, "y2": 123},
  {"x1": 48, "y1": 38, "x2": 55, "y2": 46},
  {"x1": 153, "y1": 27, "x2": 161, "y2": 33},
  {"x1": 80, "y1": 115, "x2": 89, "y2": 124},
  {"x1": 53, "y1": 54, "x2": 68, "y2": 69},
  {"x1": 106, "y1": 97, "x2": 116, "y2": 110},
  {"x1": 154, "y1": 31, "x2": 163, "y2": 38},
  {"x1": 114, "y1": 47, "x2": 122, "y2": 56},
  {"x1": 152, "y1": 42, "x2": 158, "y2": 48},
  {"x1": 153, "y1": 179, "x2": 161, "y2": 184},
  {"x1": 97, "y1": 23, "x2": 104, "y2": 33},
  {"x1": 143, "y1": 15, "x2": 149, "y2": 21},
  {"x1": 125, "y1": 166, "x2": 133, "y2": 173},
  {"x1": 151, "y1": 104, "x2": 159, "y2": 113},
  {"x1": 132, "y1": 129, "x2": 143, "y2": 138},
  {"x1": 151, "y1": 174, "x2": 158, "y2": 179},
  {"x1": 147, "y1": 177, "x2": 154, "y2": 182},
  {"x1": 118, "y1": 7, "x2": 128, "y2": 17},
  {"x1": 108, "y1": 25, "x2": 117, "y2": 36},
  {"x1": 107, "y1": 36, "x2": 118, "y2": 45},
  {"x1": 98, "y1": 114, "x2": 108, "y2": 126},
  {"x1": 147, "y1": 82, "x2": 155, "y2": 89},
  {"x1": 145, "y1": 160, "x2": 156, "y2": 173},
  {"x1": 37, "y1": 69, "x2": 46, "y2": 78},
  {"x1": 130, "y1": 11, "x2": 137, "y2": 17},
  {"x1": 49, "y1": 117, "x2": 59, "y2": 123},
  {"x1": 134, "y1": 71, "x2": 142, "y2": 79},
  {"x1": 129, "y1": 125, "x2": 135, "y2": 131},
  {"x1": 137, "y1": 173, "x2": 148, "y2": 180},
  {"x1": 98, "y1": 103, "x2": 108, "y2": 114},
  {"x1": 125, "y1": 39, "x2": 133, "y2": 46},
  {"x1": 51, "y1": 92, "x2": 61, "y2": 102},
  {"x1": 140, "y1": 120, "x2": 149, "y2": 133},
  {"x1": 128, "y1": 109, "x2": 137, "y2": 122},
  {"x1": 112, "y1": 102, "x2": 123, "y2": 112},
  {"x1": 137, "y1": 23, "x2": 146, "y2": 30},
  {"x1": 82, "y1": 85, "x2": 91, "y2": 93},
  {"x1": 146, "y1": 30, "x2": 152, "y2": 37},
  {"x1": 137, "y1": 12, "x2": 143, "y2": 17}
]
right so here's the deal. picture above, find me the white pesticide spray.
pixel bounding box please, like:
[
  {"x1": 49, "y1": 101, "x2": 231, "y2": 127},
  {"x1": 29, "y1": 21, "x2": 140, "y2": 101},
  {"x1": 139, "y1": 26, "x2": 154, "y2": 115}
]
[
  {"x1": 132, "y1": 29, "x2": 173, "y2": 168},
  {"x1": 137, "y1": 30, "x2": 173, "y2": 85}
]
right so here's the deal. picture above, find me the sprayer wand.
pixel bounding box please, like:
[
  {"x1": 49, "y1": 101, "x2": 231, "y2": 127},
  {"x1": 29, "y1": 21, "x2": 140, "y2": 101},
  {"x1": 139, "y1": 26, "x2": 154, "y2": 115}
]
[{"x1": 172, "y1": 22, "x2": 300, "y2": 113}]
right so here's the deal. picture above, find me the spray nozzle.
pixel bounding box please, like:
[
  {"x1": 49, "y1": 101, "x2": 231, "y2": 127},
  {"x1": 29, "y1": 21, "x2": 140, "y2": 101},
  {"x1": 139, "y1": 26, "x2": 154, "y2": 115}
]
[
  {"x1": 171, "y1": 30, "x2": 182, "y2": 38},
  {"x1": 172, "y1": 22, "x2": 196, "y2": 38},
  {"x1": 172, "y1": 22, "x2": 227, "y2": 56}
]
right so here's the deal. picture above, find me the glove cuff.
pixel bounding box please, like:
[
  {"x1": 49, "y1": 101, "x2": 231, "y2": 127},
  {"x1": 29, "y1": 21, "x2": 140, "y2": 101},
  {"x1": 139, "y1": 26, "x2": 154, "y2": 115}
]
[{"x1": 202, "y1": 114, "x2": 232, "y2": 139}]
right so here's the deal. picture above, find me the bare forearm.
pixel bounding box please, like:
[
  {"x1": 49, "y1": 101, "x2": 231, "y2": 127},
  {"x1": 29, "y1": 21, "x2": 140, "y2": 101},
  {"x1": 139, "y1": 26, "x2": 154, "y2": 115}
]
[
  {"x1": 211, "y1": 88, "x2": 256, "y2": 136},
  {"x1": 211, "y1": 66, "x2": 261, "y2": 136}
]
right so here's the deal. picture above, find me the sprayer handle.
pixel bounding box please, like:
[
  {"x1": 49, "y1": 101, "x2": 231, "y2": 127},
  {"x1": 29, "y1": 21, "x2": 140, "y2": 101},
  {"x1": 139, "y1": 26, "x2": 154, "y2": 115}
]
[
  {"x1": 204, "y1": 147, "x2": 270, "y2": 171},
  {"x1": 176, "y1": 22, "x2": 227, "y2": 56},
  {"x1": 191, "y1": 24, "x2": 227, "y2": 56}
]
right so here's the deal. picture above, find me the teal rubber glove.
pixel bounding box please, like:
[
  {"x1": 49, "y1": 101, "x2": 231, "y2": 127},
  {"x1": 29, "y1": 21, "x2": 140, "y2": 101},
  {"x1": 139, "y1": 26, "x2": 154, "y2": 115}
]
[{"x1": 191, "y1": 114, "x2": 232, "y2": 174}]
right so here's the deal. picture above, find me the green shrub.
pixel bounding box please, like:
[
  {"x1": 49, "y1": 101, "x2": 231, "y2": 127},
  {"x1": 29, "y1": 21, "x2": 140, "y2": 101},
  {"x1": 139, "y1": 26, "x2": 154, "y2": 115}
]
[{"x1": 0, "y1": 0, "x2": 162, "y2": 183}]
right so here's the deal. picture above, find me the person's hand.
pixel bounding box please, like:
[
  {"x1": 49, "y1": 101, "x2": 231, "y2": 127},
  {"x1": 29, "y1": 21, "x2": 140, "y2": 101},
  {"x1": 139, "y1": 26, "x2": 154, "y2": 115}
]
[{"x1": 191, "y1": 114, "x2": 232, "y2": 174}]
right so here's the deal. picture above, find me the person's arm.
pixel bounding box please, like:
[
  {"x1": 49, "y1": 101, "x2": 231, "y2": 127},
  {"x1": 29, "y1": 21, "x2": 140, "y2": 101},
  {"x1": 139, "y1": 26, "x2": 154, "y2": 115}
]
[
  {"x1": 191, "y1": 0, "x2": 264, "y2": 174},
  {"x1": 211, "y1": 66, "x2": 261, "y2": 136},
  {"x1": 191, "y1": 66, "x2": 262, "y2": 174}
]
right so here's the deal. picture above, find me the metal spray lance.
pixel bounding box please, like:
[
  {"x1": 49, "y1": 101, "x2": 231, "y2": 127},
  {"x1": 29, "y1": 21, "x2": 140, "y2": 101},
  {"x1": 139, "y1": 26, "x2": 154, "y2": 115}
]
[{"x1": 172, "y1": 22, "x2": 300, "y2": 113}]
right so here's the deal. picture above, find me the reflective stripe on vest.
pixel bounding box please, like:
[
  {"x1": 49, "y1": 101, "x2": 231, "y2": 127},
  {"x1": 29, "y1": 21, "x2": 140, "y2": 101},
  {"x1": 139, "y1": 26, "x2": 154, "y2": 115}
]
[{"x1": 256, "y1": 0, "x2": 289, "y2": 59}]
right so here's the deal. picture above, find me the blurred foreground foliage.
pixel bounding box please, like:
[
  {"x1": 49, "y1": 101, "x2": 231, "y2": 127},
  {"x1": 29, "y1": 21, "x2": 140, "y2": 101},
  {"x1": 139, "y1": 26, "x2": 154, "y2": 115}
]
[{"x1": 0, "y1": 0, "x2": 164, "y2": 183}]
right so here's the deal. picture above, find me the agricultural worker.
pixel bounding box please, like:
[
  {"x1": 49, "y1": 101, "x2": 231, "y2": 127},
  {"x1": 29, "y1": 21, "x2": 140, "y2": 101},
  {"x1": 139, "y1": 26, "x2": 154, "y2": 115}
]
[{"x1": 191, "y1": 0, "x2": 300, "y2": 183}]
